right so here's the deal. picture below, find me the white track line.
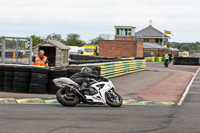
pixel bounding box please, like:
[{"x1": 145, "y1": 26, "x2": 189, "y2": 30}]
[{"x1": 177, "y1": 68, "x2": 200, "y2": 105}]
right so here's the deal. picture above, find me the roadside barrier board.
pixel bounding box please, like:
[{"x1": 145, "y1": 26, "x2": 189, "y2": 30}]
[
  {"x1": 145, "y1": 57, "x2": 164, "y2": 62},
  {"x1": 79, "y1": 59, "x2": 146, "y2": 78}
]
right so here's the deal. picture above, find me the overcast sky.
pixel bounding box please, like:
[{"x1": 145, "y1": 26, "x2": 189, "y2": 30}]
[{"x1": 0, "y1": 0, "x2": 199, "y2": 43}]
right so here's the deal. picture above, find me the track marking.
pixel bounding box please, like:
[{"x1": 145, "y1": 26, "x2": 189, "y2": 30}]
[{"x1": 177, "y1": 68, "x2": 200, "y2": 105}]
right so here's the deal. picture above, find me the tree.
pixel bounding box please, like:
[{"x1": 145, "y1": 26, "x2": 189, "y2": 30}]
[
  {"x1": 89, "y1": 37, "x2": 104, "y2": 45},
  {"x1": 180, "y1": 44, "x2": 190, "y2": 51},
  {"x1": 65, "y1": 34, "x2": 85, "y2": 46},
  {"x1": 46, "y1": 33, "x2": 62, "y2": 40},
  {"x1": 45, "y1": 33, "x2": 66, "y2": 44},
  {"x1": 30, "y1": 35, "x2": 44, "y2": 46}
]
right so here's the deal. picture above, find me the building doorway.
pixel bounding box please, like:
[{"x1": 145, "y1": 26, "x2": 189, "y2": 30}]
[{"x1": 39, "y1": 46, "x2": 56, "y2": 66}]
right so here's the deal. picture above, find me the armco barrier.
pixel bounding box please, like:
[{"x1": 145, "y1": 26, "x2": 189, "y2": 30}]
[{"x1": 79, "y1": 60, "x2": 146, "y2": 78}]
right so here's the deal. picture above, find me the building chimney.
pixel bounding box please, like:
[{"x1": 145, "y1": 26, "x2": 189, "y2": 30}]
[{"x1": 149, "y1": 19, "x2": 152, "y2": 26}]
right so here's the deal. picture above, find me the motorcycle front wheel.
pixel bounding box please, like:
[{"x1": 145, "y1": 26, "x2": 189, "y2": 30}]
[
  {"x1": 165, "y1": 63, "x2": 168, "y2": 67},
  {"x1": 56, "y1": 88, "x2": 79, "y2": 107},
  {"x1": 105, "y1": 91, "x2": 123, "y2": 107}
]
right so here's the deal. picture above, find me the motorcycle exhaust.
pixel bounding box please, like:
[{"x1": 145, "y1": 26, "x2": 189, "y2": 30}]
[{"x1": 64, "y1": 84, "x2": 92, "y2": 103}]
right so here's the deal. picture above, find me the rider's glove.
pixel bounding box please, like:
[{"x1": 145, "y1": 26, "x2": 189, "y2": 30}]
[{"x1": 98, "y1": 75, "x2": 104, "y2": 79}]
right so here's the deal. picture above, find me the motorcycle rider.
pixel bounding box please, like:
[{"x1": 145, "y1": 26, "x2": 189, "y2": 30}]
[
  {"x1": 164, "y1": 53, "x2": 169, "y2": 64},
  {"x1": 70, "y1": 67, "x2": 101, "y2": 91}
]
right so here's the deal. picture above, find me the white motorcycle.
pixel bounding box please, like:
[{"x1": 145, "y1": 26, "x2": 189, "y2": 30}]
[{"x1": 53, "y1": 77, "x2": 123, "y2": 107}]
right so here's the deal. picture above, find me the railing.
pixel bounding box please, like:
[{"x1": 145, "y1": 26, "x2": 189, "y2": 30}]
[
  {"x1": 99, "y1": 34, "x2": 115, "y2": 40},
  {"x1": 99, "y1": 34, "x2": 143, "y2": 41}
]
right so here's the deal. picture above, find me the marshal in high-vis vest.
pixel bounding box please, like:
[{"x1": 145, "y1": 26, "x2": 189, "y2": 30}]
[{"x1": 32, "y1": 50, "x2": 48, "y2": 66}]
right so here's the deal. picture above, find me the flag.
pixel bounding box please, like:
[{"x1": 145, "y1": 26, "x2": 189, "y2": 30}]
[
  {"x1": 164, "y1": 30, "x2": 171, "y2": 34},
  {"x1": 164, "y1": 30, "x2": 173, "y2": 36}
]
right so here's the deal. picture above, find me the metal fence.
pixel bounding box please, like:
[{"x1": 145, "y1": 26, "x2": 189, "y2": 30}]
[
  {"x1": 99, "y1": 34, "x2": 143, "y2": 41},
  {"x1": 99, "y1": 34, "x2": 115, "y2": 40},
  {"x1": 1, "y1": 36, "x2": 32, "y2": 65}
]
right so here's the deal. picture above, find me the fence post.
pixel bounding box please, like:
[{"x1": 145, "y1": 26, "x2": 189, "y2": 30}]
[
  {"x1": 16, "y1": 39, "x2": 19, "y2": 63},
  {"x1": 1, "y1": 37, "x2": 5, "y2": 63},
  {"x1": 29, "y1": 38, "x2": 33, "y2": 65}
]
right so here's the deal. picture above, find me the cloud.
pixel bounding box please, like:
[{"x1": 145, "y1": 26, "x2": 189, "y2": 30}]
[{"x1": 0, "y1": 0, "x2": 200, "y2": 42}]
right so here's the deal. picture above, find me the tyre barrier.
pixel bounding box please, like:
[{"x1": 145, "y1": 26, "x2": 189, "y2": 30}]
[
  {"x1": 79, "y1": 60, "x2": 146, "y2": 78},
  {"x1": 69, "y1": 58, "x2": 136, "y2": 65},
  {"x1": 69, "y1": 60, "x2": 115, "y2": 65},
  {"x1": 48, "y1": 68, "x2": 68, "y2": 94},
  {"x1": 13, "y1": 66, "x2": 31, "y2": 93},
  {"x1": 4, "y1": 65, "x2": 15, "y2": 92},
  {"x1": 69, "y1": 54, "x2": 137, "y2": 65},
  {"x1": 70, "y1": 54, "x2": 115, "y2": 60},
  {"x1": 145, "y1": 57, "x2": 164, "y2": 62},
  {"x1": 0, "y1": 66, "x2": 4, "y2": 91},
  {"x1": 173, "y1": 57, "x2": 200, "y2": 65},
  {"x1": 66, "y1": 66, "x2": 101, "y2": 78},
  {"x1": 0, "y1": 64, "x2": 100, "y2": 94},
  {"x1": 29, "y1": 67, "x2": 49, "y2": 94}
]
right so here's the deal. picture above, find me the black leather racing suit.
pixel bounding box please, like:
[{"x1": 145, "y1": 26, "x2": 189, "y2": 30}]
[{"x1": 70, "y1": 72, "x2": 99, "y2": 89}]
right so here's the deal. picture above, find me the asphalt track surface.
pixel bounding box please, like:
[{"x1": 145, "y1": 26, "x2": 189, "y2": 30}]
[
  {"x1": 0, "y1": 103, "x2": 200, "y2": 133},
  {"x1": 0, "y1": 62, "x2": 200, "y2": 133},
  {"x1": 147, "y1": 62, "x2": 198, "y2": 73}
]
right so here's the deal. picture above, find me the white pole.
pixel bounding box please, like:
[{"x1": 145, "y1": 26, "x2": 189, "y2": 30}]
[{"x1": 162, "y1": 31, "x2": 165, "y2": 46}]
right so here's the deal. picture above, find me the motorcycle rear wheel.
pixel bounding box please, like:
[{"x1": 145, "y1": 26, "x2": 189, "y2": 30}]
[
  {"x1": 105, "y1": 91, "x2": 123, "y2": 107},
  {"x1": 56, "y1": 88, "x2": 79, "y2": 107}
]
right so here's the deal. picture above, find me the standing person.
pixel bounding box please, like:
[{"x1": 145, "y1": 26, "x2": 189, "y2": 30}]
[
  {"x1": 168, "y1": 52, "x2": 172, "y2": 63},
  {"x1": 32, "y1": 50, "x2": 48, "y2": 66}
]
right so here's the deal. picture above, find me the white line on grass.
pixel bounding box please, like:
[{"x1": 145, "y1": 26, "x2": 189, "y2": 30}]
[{"x1": 177, "y1": 68, "x2": 200, "y2": 105}]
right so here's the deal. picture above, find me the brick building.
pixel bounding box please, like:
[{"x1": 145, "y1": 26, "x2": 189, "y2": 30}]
[
  {"x1": 99, "y1": 40, "x2": 143, "y2": 57},
  {"x1": 143, "y1": 43, "x2": 169, "y2": 57},
  {"x1": 98, "y1": 26, "x2": 143, "y2": 58},
  {"x1": 136, "y1": 20, "x2": 169, "y2": 46},
  {"x1": 136, "y1": 20, "x2": 179, "y2": 57},
  {"x1": 98, "y1": 22, "x2": 178, "y2": 58}
]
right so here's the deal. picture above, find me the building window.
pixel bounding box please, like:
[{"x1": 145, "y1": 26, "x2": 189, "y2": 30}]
[
  {"x1": 116, "y1": 29, "x2": 120, "y2": 35},
  {"x1": 143, "y1": 38, "x2": 149, "y2": 42},
  {"x1": 150, "y1": 52, "x2": 154, "y2": 56},
  {"x1": 119, "y1": 29, "x2": 123, "y2": 36},
  {"x1": 143, "y1": 51, "x2": 154, "y2": 57},
  {"x1": 127, "y1": 29, "x2": 132, "y2": 36},
  {"x1": 155, "y1": 39, "x2": 162, "y2": 44},
  {"x1": 125, "y1": 29, "x2": 128, "y2": 36},
  {"x1": 116, "y1": 28, "x2": 132, "y2": 36}
]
